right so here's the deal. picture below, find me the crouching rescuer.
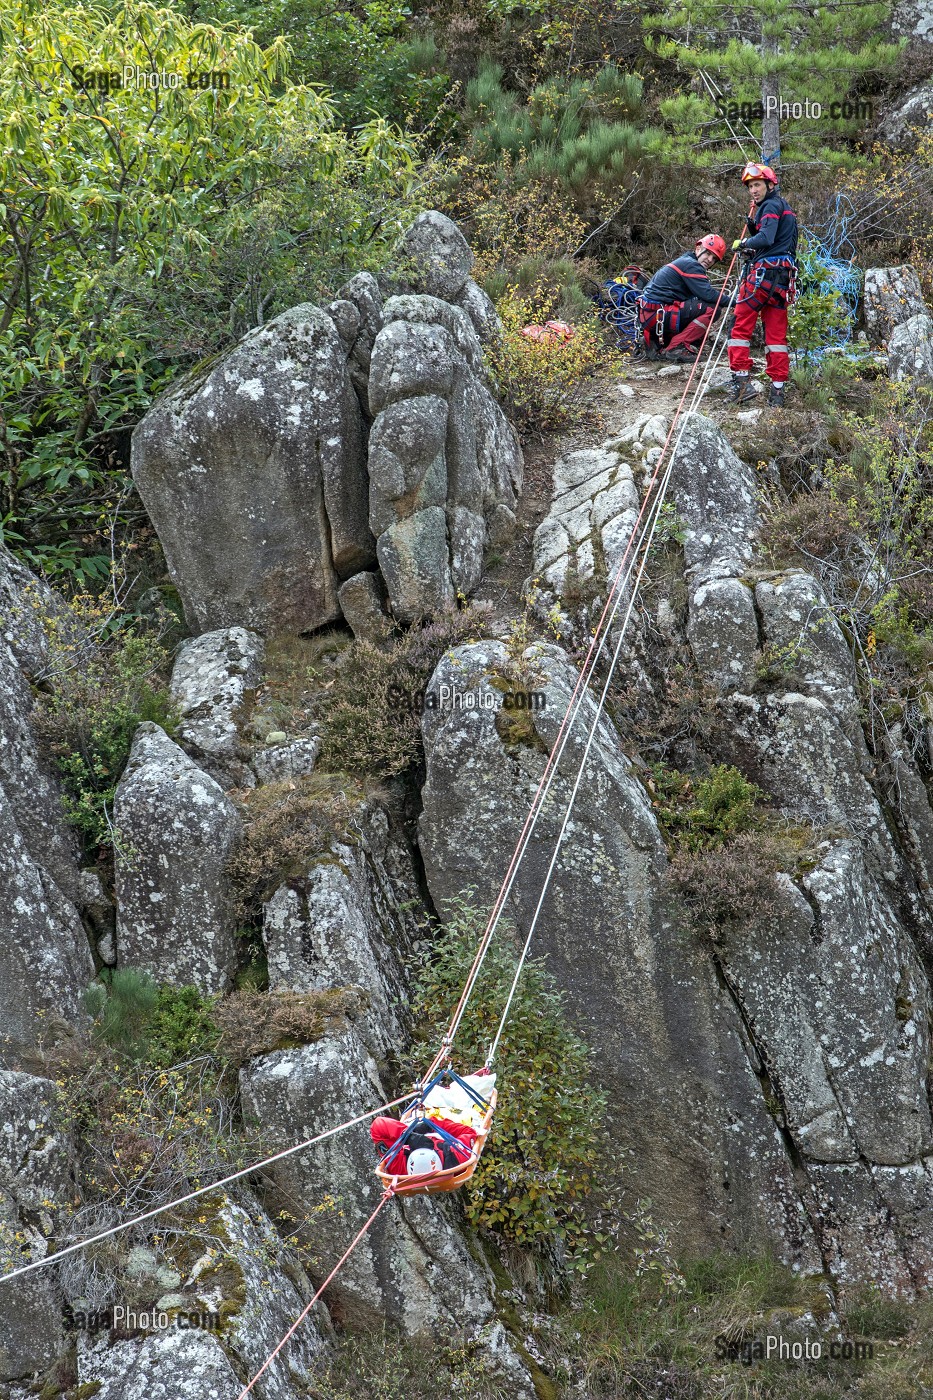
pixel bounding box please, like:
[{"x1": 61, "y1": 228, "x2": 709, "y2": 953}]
[
  {"x1": 728, "y1": 162, "x2": 798, "y2": 408},
  {"x1": 637, "y1": 235, "x2": 727, "y2": 361}
]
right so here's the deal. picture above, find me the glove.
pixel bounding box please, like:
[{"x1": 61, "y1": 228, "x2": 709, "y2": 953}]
[{"x1": 731, "y1": 239, "x2": 744, "y2": 251}]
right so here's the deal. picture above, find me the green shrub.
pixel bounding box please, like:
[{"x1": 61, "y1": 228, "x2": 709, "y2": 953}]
[
  {"x1": 84, "y1": 972, "x2": 220, "y2": 1065},
  {"x1": 407, "y1": 896, "x2": 607, "y2": 1263},
  {"x1": 84, "y1": 969, "x2": 160, "y2": 1060},
  {"x1": 319, "y1": 603, "x2": 491, "y2": 778},
  {"x1": 227, "y1": 772, "x2": 364, "y2": 918},
  {"x1": 485, "y1": 289, "x2": 614, "y2": 440},
  {"x1": 31, "y1": 597, "x2": 176, "y2": 854},
  {"x1": 0, "y1": 0, "x2": 418, "y2": 581},
  {"x1": 647, "y1": 763, "x2": 765, "y2": 853}
]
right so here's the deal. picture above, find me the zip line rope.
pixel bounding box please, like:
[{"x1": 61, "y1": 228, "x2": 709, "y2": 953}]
[
  {"x1": 421, "y1": 253, "x2": 743, "y2": 1085},
  {"x1": 486, "y1": 274, "x2": 741, "y2": 1065},
  {"x1": 0, "y1": 243, "x2": 741, "y2": 1299},
  {"x1": 0, "y1": 1092, "x2": 410, "y2": 1286},
  {"x1": 236, "y1": 262, "x2": 744, "y2": 1396},
  {"x1": 235, "y1": 1188, "x2": 396, "y2": 1400}
]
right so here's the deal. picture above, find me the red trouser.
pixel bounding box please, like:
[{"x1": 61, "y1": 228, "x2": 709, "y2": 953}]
[
  {"x1": 666, "y1": 306, "x2": 714, "y2": 351},
  {"x1": 728, "y1": 298, "x2": 789, "y2": 384}
]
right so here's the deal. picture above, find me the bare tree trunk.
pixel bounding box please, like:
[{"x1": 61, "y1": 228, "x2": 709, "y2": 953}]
[{"x1": 761, "y1": 30, "x2": 780, "y2": 169}]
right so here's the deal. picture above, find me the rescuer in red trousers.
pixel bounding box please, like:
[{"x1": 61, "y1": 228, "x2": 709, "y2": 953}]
[{"x1": 727, "y1": 162, "x2": 798, "y2": 409}]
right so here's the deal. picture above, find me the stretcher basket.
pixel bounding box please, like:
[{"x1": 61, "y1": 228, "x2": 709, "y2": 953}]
[{"x1": 375, "y1": 1069, "x2": 497, "y2": 1198}]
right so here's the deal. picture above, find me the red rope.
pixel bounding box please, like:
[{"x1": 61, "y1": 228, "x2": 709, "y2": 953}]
[
  {"x1": 235, "y1": 1188, "x2": 396, "y2": 1399},
  {"x1": 421, "y1": 246, "x2": 741, "y2": 1084}
]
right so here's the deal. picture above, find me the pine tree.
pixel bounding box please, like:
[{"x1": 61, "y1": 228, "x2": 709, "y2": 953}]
[{"x1": 645, "y1": 0, "x2": 901, "y2": 170}]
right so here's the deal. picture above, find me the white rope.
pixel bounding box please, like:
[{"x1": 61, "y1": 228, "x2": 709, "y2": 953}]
[
  {"x1": 487, "y1": 284, "x2": 739, "y2": 1064},
  {"x1": 0, "y1": 1091, "x2": 411, "y2": 1286}
]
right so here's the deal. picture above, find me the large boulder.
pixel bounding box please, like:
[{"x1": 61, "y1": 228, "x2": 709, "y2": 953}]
[
  {"x1": 131, "y1": 304, "x2": 373, "y2": 638},
  {"x1": 0, "y1": 1072, "x2": 73, "y2": 1380},
  {"x1": 170, "y1": 626, "x2": 265, "y2": 789},
  {"x1": 863, "y1": 266, "x2": 930, "y2": 345},
  {"x1": 880, "y1": 82, "x2": 933, "y2": 148},
  {"x1": 114, "y1": 724, "x2": 241, "y2": 993},
  {"x1": 367, "y1": 294, "x2": 522, "y2": 622},
  {"x1": 887, "y1": 312, "x2": 933, "y2": 384},
  {"x1": 74, "y1": 1192, "x2": 328, "y2": 1400},
  {"x1": 261, "y1": 804, "x2": 415, "y2": 1059},
  {"x1": 417, "y1": 639, "x2": 820, "y2": 1268},
  {"x1": 528, "y1": 440, "x2": 641, "y2": 602},
  {"x1": 396, "y1": 211, "x2": 474, "y2": 302}
]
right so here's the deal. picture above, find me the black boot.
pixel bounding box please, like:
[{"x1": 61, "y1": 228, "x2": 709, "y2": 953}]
[
  {"x1": 767, "y1": 381, "x2": 786, "y2": 408},
  {"x1": 727, "y1": 373, "x2": 755, "y2": 404}
]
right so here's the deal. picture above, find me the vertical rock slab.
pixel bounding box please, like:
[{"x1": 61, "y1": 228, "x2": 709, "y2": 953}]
[
  {"x1": 863, "y1": 265, "x2": 930, "y2": 344},
  {"x1": 367, "y1": 295, "x2": 521, "y2": 621},
  {"x1": 417, "y1": 639, "x2": 821, "y2": 1269},
  {"x1": 0, "y1": 551, "x2": 93, "y2": 1063},
  {"x1": 131, "y1": 304, "x2": 373, "y2": 638},
  {"x1": 114, "y1": 723, "x2": 241, "y2": 993},
  {"x1": 0, "y1": 1072, "x2": 72, "y2": 1380},
  {"x1": 170, "y1": 626, "x2": 265, "y2": 788}
]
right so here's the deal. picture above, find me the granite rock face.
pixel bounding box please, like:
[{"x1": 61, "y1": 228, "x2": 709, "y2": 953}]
[
  {"x1": 114, "y1": 723, "x2": 241, "y2": 993},
  {"x1": 0, "y1": 1072, "x2": 73, "y2": 1381},
  {"x1": 368, "y1": 294, "x2": 522, "y2": 621},
  {"x1": 887, "y1": 312, "x2": 933, "y2": 385},
  {"x1": 170, "y1": 626, "x2": 265, "y2": 788},
  {"x1": 418, "y1": 638, "x2": 819, "y2": 1270},
  {"x1": 0, "y1": 550, "x2": 93, "y2": 1065},
  {"x1": 863, "y1": 266, "x2": 930, "y2": 344},
  {"x1": 132, "y1": 304, "x2": 372, "y2": 637}
]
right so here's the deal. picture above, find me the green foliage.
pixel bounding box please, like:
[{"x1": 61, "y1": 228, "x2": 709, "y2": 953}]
[
  {"x1": 485, "y1": 290, "x2": 613, "y2": 440},
  {"x1": 462, "y1": 62, "x2": 663, "y2": 203},
  {"x1": 84, "y1": 972, "x2": 220, "y2": 1065},
  {"x1": 645, "y1": 0, "x2": 900, "y2": 164},
  {"x1": 184, "y1": 0, "x2": 451, "y2": 131},
  {"x1": 647, "y1": 763, "x2": 765, "y2": 853},
  {"x1": 31, "y1": 595, "x2": 176, "y2": 853},
  {"x1": 319, "y1": 602, "x2": 491, "y2": 778},
  {"x1": 0, "y1": 0, "x2": 418, "y2": 580},
  {"x1": 84, "y1": 969, "x2": 160, "y2": 1059},
  {"x1": 408, "y1": 895, "x2": 607, "y2": 1262}
]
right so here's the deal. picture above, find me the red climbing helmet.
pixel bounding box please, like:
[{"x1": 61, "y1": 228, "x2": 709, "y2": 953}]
[
  {"x1": 696, "y1": 234, "x2": 726, "y2": 261},
  {"x1": 741, "y1": 161, "x2": 777, "y2": 186}
]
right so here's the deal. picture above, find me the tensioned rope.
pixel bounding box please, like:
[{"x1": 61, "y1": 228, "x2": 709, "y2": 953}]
[
  {"x1": 236, "y1": 257, "x2": 745, "y2": 1394},
  {"x1": 235, "y1": 1187, "x2": 396, "y2": 1400},
  {"x1": 0, "y1": 237, "x2": 742, "y2": 1297},
  {"x1": 234, "y1": 258, "x2": 744, "y2": 1399},
  {"x1": 0, "y1": 1092, "x2": 410, "y2": 1285},
  {"x1": 420, "y1": 254, "x2": 743, "y2": 1086},
  {"x1": 487, "y1": 275, "x2": 741, "y2": 1065},
  {"x1": 425, "y1": 252, "x2": 745, "y2": 1080}
]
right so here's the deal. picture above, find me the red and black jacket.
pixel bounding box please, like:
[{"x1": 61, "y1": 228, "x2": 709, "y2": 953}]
[
  {"x1": 640, "y1": 254, "x2": 721, "y2": 309},
  {"x1": 743, "y1": 193, "x2": 798, "y2": 263}
]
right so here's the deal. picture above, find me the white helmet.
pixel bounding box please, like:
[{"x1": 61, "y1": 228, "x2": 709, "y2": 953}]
[{"x1": 408, "y1": 1148, "x2": 442, "y2": 1176}]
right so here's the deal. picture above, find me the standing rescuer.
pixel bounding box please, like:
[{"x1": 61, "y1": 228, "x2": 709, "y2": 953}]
[{"x1": 727, "y1": 162, "x2": 798, "y2": 408}]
